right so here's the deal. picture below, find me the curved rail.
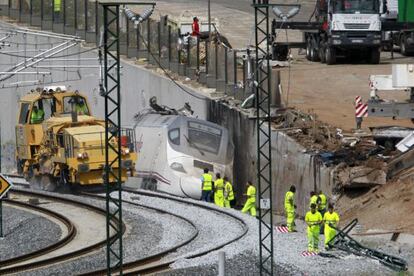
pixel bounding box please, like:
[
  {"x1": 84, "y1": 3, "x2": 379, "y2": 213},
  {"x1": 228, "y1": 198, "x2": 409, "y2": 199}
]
[
  {"x1": 78, "y1": 192, "x2": 200, "y2": 276},
  {"x1": 82, "y1": 189, "x2": 249, "y2": 275},
  {"x1": 0, "y1": 199, "x2": 76, "y2": 268},
  {"x1": 0, "y1": 189, "x2": 119, "y2": 275}
]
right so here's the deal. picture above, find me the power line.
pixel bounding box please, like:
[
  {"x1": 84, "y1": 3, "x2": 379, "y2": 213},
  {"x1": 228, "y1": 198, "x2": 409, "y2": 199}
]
[{"x1": 0, "y1": 46, "x2": 98, "y2": 59}]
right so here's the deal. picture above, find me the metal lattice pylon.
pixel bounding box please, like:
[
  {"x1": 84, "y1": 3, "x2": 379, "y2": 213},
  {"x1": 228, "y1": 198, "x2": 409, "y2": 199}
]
[
  {"x1": 101, "y1": 3, "x2": 123, "y2": 274},
  {"x1": 253, "y1": 0, "x2": 274, "y2": 275}
]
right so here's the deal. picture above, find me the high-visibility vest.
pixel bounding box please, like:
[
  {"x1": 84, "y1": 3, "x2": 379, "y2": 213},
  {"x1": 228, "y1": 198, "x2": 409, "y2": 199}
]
[
  {"x1": 310, "y1": 195, "x2": 318, "y2": 207},
  {"x1": 246, "y1": 185, "x2": 256, "y2": 203},
  {"x1": 31, "y1": 109, "x2": 44, "y2": 124},
  {"x1": 202, "y1": 173, "x2": 212, "y2": 191},
  {"x1": 214, "y1": 178, "x2": 224, "y2": 195},
  {"x1": 323, "y1": 211, "x2": 339, "y2": 229},
  {"x1": 284, "y1": 191, "x2": 294, "y2": 210},
  {"x1": 224, "y1": 181, "x2": 234, "y2": 201},
  {"x1": 76, "y1": 104, "x2": 88, "y2": 115},
  {"x1": 305, "y1": 211, "x2": 322, "y2": 229},
  {"x1": 54, "y1": 0, "x2": 61, "y2": 12},
  {"x1": 319, "y1": 193, "x2": 327, "y2": 211}
]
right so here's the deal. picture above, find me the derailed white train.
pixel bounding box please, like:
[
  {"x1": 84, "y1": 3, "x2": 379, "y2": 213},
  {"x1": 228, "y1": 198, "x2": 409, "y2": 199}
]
[{"x1": 133, "y1": 109, "x2": 234, "y2": 199}]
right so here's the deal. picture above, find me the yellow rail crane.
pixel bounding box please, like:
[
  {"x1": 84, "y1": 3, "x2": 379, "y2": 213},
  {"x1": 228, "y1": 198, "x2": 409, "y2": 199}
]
[{"x1": 15, "y1": 86, "x2": 137, "y2": 191}]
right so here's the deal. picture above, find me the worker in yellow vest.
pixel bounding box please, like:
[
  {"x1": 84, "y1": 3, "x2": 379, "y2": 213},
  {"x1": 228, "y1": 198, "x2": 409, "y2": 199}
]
[
  {"x1": 54, "y1": 0, "x2": 61, "y2": 22},
  {"x1": 30, "y1": 105, "x2": 45, "y2": 124},
  {"x1": 323, "y1": 203, "x2": 340, "y2": 250},
  {"x1": 241, "y1": 181, "x2": 256, "y2": 217},
  {"x1": 318, "y1": 190, "x2": 328, "y2": 234},
  {"x1": 213, "y1": 173, "x2": 225, "y2": 207},
  {"x1": 75, "y1": 99, "x2": 89, "y2": 115},
  {"x1": 318, "y1": 191, "x2": 327, "y2": 216},
  {"x1": 223, "y1": 176, "x2": 234, "y2": 208},
  {"x1": 284, "y1": 185, "x2": 296, "y2": 232},
  {"x1": 309, "y1": 191, "x2": 318, "y2": 208},
  {"x1": 201, "y1": 168, "x2": 213, "y2": 202},
  {"x1": 305, "y1": 203, "x2": 322, "y2": 253}
]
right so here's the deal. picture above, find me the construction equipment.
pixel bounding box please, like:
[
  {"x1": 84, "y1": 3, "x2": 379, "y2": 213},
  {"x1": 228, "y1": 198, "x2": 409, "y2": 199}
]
[
  {"x1": 272, "y1": 0, "x2": 383, "y2": 64},
  {"x1": 328, "y1": 219, "x2": 408, "y2": 271},
  {"x1": 381, "y1": 0, "x2": 414, "y2": 55},
  {"x1": 15, "y1": 86, "x2": 137, "y2": 191},
  {"x1": 368, "y1": 64, "x2": 414, "y2": 121}
]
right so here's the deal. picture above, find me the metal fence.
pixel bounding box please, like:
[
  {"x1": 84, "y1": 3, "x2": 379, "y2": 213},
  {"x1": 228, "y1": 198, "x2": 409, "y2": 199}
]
[{"x1": 0, "y1": 1, "x2": 251, "y2": 99}]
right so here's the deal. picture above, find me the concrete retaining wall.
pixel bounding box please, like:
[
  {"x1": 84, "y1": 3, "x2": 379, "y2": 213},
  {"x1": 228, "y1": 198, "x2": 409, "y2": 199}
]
[{"x1": 208, "y1": 100, "x2": 333, "y2": 216}]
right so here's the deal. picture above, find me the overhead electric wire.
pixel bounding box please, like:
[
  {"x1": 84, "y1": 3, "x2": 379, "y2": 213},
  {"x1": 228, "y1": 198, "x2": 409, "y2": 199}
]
[
  {"x1": 137, "y1": 31, "x2": 206, "y2": 100},
  {"x1": 0, "y1": 46, "x2": 99, "y2": 59}
]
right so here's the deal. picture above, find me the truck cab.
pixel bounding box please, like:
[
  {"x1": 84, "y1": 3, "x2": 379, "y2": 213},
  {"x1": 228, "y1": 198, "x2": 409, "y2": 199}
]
[
  {"x1": 306, "y1": 0, "x2": 382, "y2": 64},
  {"x1": 16, "y1": 86, "x2": 91, "y2": 165}
]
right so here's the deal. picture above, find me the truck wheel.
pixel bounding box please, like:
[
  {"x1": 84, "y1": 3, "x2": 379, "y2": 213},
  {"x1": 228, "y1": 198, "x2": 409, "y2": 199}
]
[
  {"x1": 325, "y1": 47, "x2": 336, "y2": 65},
  {"x1": 319, "y1": 47, "x2": 326, "y2": 63},
  {"x1": 400, "y1": 35, "x2": 413, "y2": 56},
  {"x1": 306, "y1": 39, "x2": 312, "y2": 61},
  {"x1": 370, "y1": 48, "x2": 380, "y2": 64},
  {"x1": 311, "y1": 47, "x2": 319, "y2": 61}
]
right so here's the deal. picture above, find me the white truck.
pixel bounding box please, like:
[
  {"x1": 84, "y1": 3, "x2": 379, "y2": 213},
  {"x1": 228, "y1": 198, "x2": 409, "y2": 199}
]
[{"x1": 305, "y1": 0, "x2": 383, "y2": 64}]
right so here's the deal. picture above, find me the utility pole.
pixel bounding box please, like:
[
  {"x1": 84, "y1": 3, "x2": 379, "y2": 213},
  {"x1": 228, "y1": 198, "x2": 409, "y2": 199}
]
[
  {"x1": 99, "y1": 2, "x2": 155, "y2": 274},
  {"x1": 253, "y1": 0, "x2": 274, "y2": 275}
]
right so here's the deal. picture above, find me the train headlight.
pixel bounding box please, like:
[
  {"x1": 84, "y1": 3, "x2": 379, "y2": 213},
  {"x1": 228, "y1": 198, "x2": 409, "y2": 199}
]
[
  {"x1": 122, "y1": 148, "x2": 130, "y2": 155},
  {"x1": 170, "y1": 162, "x2": 187, "y2": 173},
  {"x1": 77, "y1": 152, "x2": 88, "y2": 159}
]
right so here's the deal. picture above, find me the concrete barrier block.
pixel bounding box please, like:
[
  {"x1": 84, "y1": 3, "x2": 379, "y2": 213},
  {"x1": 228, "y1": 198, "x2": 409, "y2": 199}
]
[
  {"x1": 216, "y1": 79, "x2": 226, "y2": 92},
  {"x1": 199, "y1": 72, "x2": 207, "y2": 84},
  {"x1": 186, "y1": 67, "x2": 197, "y2": 79},
  {"x1": 178, "y1": 64, "x2": 186, "y2": 76},
  {"x1": 52, "y1": 23, "x2": 64, "y2": 34},
  {"x1": 206, "y1": 75, "x2": 217, "y2": 88}
]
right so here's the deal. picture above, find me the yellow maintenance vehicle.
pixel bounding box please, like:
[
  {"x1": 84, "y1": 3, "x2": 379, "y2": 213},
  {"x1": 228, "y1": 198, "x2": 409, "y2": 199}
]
[{"x1": 15, "y1": 86, "x2": 137, "y2": 191}]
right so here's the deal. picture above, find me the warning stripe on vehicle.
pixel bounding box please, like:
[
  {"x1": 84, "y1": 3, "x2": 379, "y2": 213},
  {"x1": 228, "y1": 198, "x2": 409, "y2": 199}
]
[
  {"x1": 301, "y1": 251, "x2": 319, "y2": 257},
  {"x1": 355, "y1": 95, "x2": 368, "y2": 118},
  {"x1": 355, "y1": 103, "x2": 368, "y2": 117},
  {"x1": 275, "y1": 226, "x2": 289, "y2": 233}
]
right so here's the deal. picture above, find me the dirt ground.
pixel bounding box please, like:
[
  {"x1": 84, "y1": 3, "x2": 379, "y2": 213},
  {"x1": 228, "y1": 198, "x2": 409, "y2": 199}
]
[
  {"x1": 279, "y1": 50, "x2": 414, "y2": 132},
  {"x1": 336, "y1": 178, "x2": 414, "y2": 234}
]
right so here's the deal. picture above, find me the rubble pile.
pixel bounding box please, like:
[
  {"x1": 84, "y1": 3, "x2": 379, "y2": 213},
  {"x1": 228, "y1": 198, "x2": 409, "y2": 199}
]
[{"x1": 273, "y1": 109, "x2": 405, "y2": 191}]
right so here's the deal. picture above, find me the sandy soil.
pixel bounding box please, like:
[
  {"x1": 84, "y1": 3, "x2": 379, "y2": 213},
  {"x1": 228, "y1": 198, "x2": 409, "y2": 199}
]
[
  {"x1": 336, "y1": 178, "x2": 414, "y2": 234},
  {"x1": 279, "y1": 51, "x2": 414, "y2": 132}
]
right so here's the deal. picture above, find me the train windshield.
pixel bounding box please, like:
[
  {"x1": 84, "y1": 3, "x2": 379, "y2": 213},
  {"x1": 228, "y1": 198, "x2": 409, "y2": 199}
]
[
  {"x1": 333, "y1": 0, "x2": 379, "y2": 14},
  {"x1": 186, "y1": 121, "x2": 222, "y2": 154}
]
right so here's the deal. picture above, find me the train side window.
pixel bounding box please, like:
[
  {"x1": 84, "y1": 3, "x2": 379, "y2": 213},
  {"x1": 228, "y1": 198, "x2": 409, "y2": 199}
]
[
  {"x1": 19, "y1": 103, "x2": 31, "y2": 124},
  {"x1": 168, "y1": 128, "x2": 180, "y2": 145}
]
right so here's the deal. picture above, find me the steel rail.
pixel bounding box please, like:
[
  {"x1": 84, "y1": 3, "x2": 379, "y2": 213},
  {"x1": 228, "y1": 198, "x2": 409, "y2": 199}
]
[
  {"x1": 0, "y1": 198, "x2": 76, "y2": 268},
  {"x1": 0, "y1": 189, "x2": 118, "y2": 275},
  {"x1": 95, "y1": 189, "x2": 249, "y2": 275},
  {"x1": 78, "y1": 191, "x2": 200, "y2": 276}
]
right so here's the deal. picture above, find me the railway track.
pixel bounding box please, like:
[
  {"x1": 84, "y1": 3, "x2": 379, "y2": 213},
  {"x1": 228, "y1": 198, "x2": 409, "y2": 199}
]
[
  {"x1": 2, "y1": 174, "x2": 250, "y2": 275},
  {"x1": 0, "y1": 188, "x2": 116, "y2": 275},
  {"x1": 81, "y1": 189, "x2": 249, "y2": 275}
]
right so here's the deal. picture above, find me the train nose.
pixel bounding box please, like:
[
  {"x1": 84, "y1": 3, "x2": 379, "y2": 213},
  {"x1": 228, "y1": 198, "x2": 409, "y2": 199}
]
[{"x1": 180, "y1": 176, "x2": 202, "y2": 200}]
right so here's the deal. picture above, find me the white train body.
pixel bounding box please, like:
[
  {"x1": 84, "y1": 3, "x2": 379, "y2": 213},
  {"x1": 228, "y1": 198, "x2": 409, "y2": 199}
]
[{"x1": 133, "y1": 113, "x2": 233, "y2": 199}]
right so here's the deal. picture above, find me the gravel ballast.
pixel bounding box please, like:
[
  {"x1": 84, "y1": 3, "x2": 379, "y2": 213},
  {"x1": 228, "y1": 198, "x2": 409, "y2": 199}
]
[
  {"x1": 134, "y1": 191, "x2": 401, "y2": 276},
  {"x1": 0, "y1": 205, "x2": 62, "y2": 260},
  {"x1": 14, "y1": 190, "x2": 196, "y2": 275}
]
